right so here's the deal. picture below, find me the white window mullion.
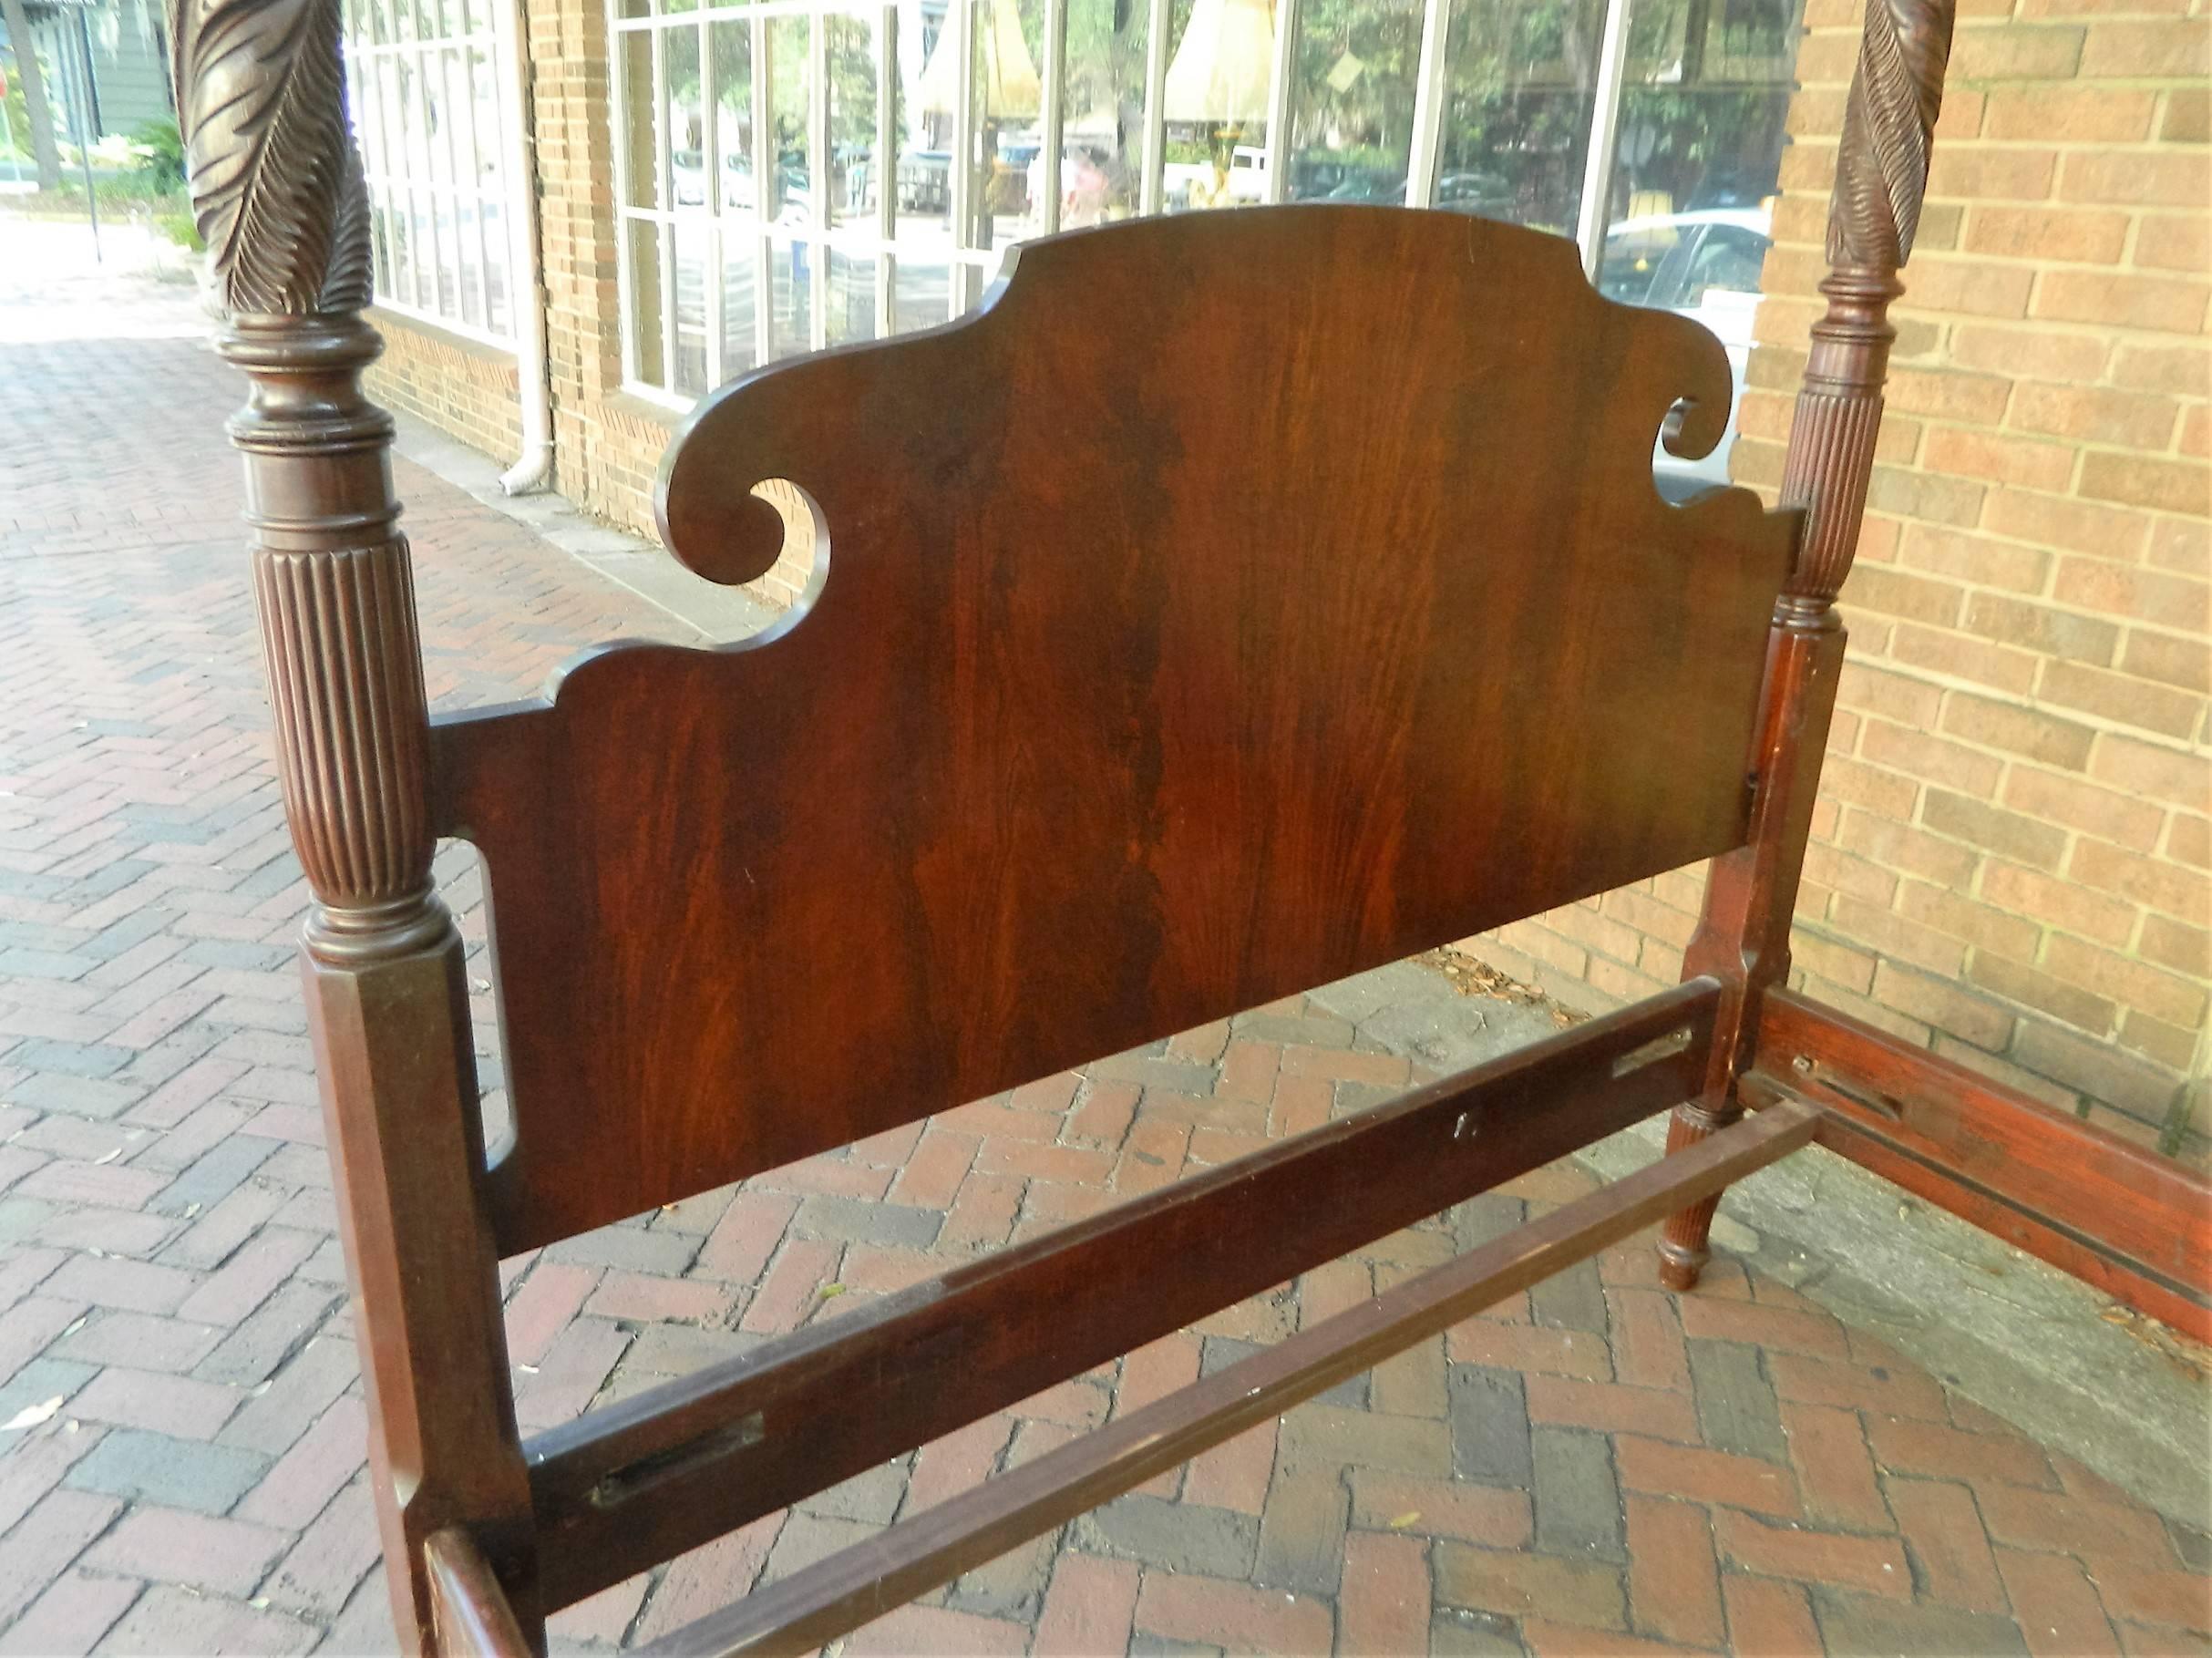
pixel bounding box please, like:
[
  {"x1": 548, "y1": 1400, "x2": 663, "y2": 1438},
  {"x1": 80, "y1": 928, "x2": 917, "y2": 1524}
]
[
  {"x1": 1260, "y1": 0, "x2": 1299, "y2": 204},
  {"x1": 609, "y1": 0, "x2": 639, "y2": 384},
  {"x1": 810, "y1": 9, "x2": 830, "y2": 349},
  {"x1": 703, "y1": 16, "x2": 725, "y2": 386},
  {"x1": 1575, "y1": 0, "x2": 1634, "y2": 279},
  {"x1": 1139, "y1": 0, "x2": 1168, "y2": 213},
  {"x1": 876, "y1": 0, "x2": 897, "y2": 335},
  {"x1": 1404, "y1": 0, "x2": 1452, "y2": 209},
  {"x1": 752, "y1": 10, "x2": 774, "y2": 363},
  {"x1": 653, "y1": 24, "x2": 678, "y2": 384},
  {"x1": 949, "y1": 0, "x2": 975, "y2": 312},
  {"x1": 1038, "y1": 0, "x2": 1065, "y2": 234}
]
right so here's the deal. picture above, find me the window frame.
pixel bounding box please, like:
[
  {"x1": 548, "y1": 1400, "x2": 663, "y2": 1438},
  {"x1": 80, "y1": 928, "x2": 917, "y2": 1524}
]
[
  {"x1": 342, "y1": 0, "x2": 524, "y2": 348},
  {"x1": 610, "y1": 0, "x2": 1795, "y2": 407}
]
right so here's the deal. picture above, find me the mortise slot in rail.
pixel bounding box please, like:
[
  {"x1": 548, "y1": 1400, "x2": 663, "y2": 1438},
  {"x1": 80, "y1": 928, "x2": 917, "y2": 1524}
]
[
  {"x1": 1610, "y1": 1026, "x2": 1693, "y2": 1079},
  {"x1": 588, "y1": 1414, "x2": 766, "y2": 1510}
]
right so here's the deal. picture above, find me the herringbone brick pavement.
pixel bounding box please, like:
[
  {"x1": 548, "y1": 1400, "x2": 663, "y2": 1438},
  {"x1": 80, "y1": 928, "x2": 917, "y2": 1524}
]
[{"x1": 2, "y1": 276, "x2": 2207, "y2": 1656}]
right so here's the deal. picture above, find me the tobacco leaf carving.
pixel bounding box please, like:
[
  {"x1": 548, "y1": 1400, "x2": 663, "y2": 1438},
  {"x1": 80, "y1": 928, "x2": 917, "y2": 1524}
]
[
  {"x1": 1827, "y1": 0, "x2": 1955, "y2": 272},
  {"x1": 323, "y1": 141, "x2": 375, "y2": 314},
  {"x1": 170, "y1": 0, "x2": 366, "y2": 315}
]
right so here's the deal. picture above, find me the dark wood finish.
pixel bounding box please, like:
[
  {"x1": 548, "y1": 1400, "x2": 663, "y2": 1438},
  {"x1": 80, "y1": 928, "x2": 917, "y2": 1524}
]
[
  {"x1": 1657, "y1": 623, "x2": 1845, "y2": 1289},
  {"x1": 1745, "y1": 989, "x2": 2212, "y2": 1342},
  {"x1": 1654, "y1": 0, "x2": 1958, "y2": 1288},
  {"x1": 426, "y1": 1527, "x2": 532, "y2": 1658},
  {"x1": 434, "y1": 206, "x2": 1798, "y2": 1253},
  {"x1": 644, "y1": 1100, "x2": 1822, "y2": 1657},
  {"x1": 171, "y1": 1, "x2": 539, "y2": 1646},
  {"x1": 527, "y1": 981, "x2": 1718, "y2": 1609}
]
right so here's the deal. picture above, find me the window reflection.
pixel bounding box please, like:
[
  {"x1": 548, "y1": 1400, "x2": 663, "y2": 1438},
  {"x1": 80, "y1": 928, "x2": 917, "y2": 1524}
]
[
  {"x1": 1287, "y1": 0, "x2": 1416, "y2": 205},
  {"x1": 1440, "y1": 0, "x2": 1606, "y2": 234},
  {"x1": 602, "y1": 0, "x2": 1804, "y2": 397},
  {"x1": 1594, "y1": 0, "x2": 1799, "y2": 495},
  {"x1": 1163, "y1": 0, "x2": 1271, "y2": 210}
]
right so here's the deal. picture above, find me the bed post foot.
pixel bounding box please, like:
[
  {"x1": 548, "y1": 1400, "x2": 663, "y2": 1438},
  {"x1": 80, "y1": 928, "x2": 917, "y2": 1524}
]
[{"x1": 1655, "y1": 1097, "x2": 1739, "y2": 1290}]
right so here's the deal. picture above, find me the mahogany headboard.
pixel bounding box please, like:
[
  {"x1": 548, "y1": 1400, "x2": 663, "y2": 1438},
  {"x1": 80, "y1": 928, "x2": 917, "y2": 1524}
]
[{"x1": 432, "y1": 206, "x2": 1800, "y2": 1252}]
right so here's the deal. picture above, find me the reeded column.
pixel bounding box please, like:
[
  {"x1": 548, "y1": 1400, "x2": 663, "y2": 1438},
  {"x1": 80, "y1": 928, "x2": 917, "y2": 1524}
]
[
  {"x1": 1656, "y1": 0, "x2": 1956, "y2": 1292},
  {"x1": 170, "y1": 0, "x2": 538, "y2": 1644}
]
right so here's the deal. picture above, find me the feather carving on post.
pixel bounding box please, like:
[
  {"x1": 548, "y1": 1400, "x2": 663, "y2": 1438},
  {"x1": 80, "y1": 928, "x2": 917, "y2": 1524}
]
[
  {"x1": 1828, "y1": 0, "x2": 1953, "y2": 273},
  {"x1": 167, "y1": 0, "x2": 373, "y2": 316}
]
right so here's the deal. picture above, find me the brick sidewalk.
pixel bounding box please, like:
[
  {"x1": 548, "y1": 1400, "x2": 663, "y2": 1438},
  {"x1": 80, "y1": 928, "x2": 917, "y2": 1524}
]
[{"x1": 2, "y1": 291, "x2": 2207, "y2": 1656}]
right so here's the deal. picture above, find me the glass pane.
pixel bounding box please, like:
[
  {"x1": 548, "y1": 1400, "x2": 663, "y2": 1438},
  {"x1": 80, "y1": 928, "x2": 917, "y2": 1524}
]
[
  {"x1": 1595, "y1": 0, "x2": 1797, "y2": 497},
  {"x1": 828, "y1": 248, "x2": 879, "y2": 344},
  {"x1": 768, "y1": 16, "x2": 815, "y2": 225},
  {"x1": 712, "y1": 20, "x2": 756, "y2": 219},
  {"x1": 622, "y1": 30, "x2": 664, "y2": 208},
  {"x1": 440, "y1": 45, "x2": 469, "y2": 189},
  {"x1": 722, "y1": 232, "x2": 761, "y2": 378},
  {"x1": 1287, "y1": 0, "x2": 1415, "y2": 203},
  {"x1": 674, "y1": 222, "x2": 711, "y2": 393},
  {"x1": 482, "y1": 198, "x2": 510, "y2": 333},
  {"x1": 470, "y1": 46, "x2": 503, "y2": 194},
  {"x1": 669, "y1": 25, "x2": 707, "y2": 208},
  {"x1": 1163, "y1": 0, "x2": 1271, "y2": 211},
  {"x1": 1438, "y1": 0, "x2": 1605, "y2": 234},
  {"x1": 770, "y1": 238, "x2": 815, "y2": 357},
  {"x1": 413, "y1": 200, "x2": 437, "y2": 309},
  {"x1": 629, "y1": 218, "x2": 667, "y2": 385},
  {"x1": 1060, "y1": 0, "x2": 1145, "y2": 224},
  {"x1": 955, "y1": 0, "x2": 1044, "y2": 248},
  {"x1": 370, "y1": 203, "x2": 394, "y2": 295},
  {"x1": 893, "y1": 257, "x2": 952, "y2": 333},
  {"x1": 827, "y1": 11, "x2": 880, "y2": 229},
  {"x1": 455, "y1": 197, "x2": 483, "y2": 326},
  {"x1": 618, "y1": 0, "x2": 651, "y2": 21}
]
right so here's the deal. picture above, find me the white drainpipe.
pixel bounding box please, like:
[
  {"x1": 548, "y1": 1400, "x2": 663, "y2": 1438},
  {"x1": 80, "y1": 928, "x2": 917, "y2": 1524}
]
[{"x1": 498, "y1": 0, "x2": 553, "y2": 495}]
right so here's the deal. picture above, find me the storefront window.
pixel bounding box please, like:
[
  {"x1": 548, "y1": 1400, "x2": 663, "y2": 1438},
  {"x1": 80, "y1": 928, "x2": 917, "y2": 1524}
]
[
  {"x1": 341, "y1": 0, "x2": 519, "y2": 343},
  {"x1": 1592, "y1": 0, "x2": 1800, "y2": 493},
  {"x1": 611, "y1": 0, "x2": 1802, "y2": 404}
]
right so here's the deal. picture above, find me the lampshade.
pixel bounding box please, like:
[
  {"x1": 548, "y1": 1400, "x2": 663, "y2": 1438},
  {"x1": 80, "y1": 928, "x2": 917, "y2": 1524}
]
[
  {"x1": 918, "y1": 0, "x2": 1043, "y2": 119},
  {"x1": 1164, "y1": 0, "x2": 1275, "y2": 125}
]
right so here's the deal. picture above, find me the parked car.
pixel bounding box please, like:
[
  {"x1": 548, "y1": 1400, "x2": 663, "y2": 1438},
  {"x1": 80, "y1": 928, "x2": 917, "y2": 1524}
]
[{"x1": 1598, "y1": 206, "x2": 1773, "y2": 499}]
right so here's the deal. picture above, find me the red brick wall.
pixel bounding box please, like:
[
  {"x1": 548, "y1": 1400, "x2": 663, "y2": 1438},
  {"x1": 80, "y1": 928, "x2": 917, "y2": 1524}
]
[{"x1": 1460, "y1": 0, "x2": 2209, "y2": 1159}]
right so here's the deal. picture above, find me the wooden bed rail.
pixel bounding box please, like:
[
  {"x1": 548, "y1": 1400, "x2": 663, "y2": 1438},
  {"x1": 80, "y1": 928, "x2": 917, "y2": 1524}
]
[
  {"x1": 523, "y1": 981, "x2": 1720, "y2": 1610},
  {"x1": 640, "y1": 1101, "x2": 1821, "y2": 1657},
  {"x1": 1746, "y1": 989, "x2": 2212, "y2": 1344}
]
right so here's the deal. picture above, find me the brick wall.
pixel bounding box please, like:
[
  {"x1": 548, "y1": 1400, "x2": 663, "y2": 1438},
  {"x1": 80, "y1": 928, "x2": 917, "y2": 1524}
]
[
  {"x1": 364, "y1": 311, "x2": 523, "y2": 461},
  {"x1": 1461, "y1": 0, "x2": 2210, "y2": 1160}
]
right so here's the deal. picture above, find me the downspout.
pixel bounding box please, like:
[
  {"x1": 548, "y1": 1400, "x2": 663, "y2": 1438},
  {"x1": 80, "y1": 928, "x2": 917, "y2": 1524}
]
[{"x1": 498, "y1": 0, "x2": 552, "y2": 495}]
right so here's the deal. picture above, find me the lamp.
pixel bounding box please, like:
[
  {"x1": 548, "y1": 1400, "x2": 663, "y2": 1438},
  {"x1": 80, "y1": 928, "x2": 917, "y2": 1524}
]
[
  {"x1": 1164, "y1": 0, "x2": 1275, "y2": 124},
  {"x1": 918, "y1": 0, "x2": 1042, "y2": 120}
]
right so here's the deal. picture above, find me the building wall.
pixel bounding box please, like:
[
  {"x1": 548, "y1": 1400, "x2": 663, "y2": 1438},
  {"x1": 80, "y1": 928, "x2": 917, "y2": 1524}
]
[
  {"x1": 365, "y1": 312, "x2": 524, "y2": 462},
  {"x1": 1459, "y1": 0, "x2": 2210, "y2": 1159}
]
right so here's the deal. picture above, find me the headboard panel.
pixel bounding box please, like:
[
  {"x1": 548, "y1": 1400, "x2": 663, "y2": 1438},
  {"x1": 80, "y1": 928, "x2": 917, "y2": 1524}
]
[{"x1": 433, "y1": 208, "x2": 1800, "y2": 1252}]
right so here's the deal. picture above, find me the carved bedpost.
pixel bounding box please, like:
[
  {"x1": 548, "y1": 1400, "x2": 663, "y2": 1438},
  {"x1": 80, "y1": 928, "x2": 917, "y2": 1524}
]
[
  {"x1": 170, "y1": 0, "x2": 539, "y2": 1647},
  {"x1": 1657, "y1": 0, "x2": 1955, "y2": 1292}
]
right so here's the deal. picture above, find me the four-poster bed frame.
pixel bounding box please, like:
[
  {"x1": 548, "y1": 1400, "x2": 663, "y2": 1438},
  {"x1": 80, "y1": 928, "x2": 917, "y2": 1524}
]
[{"x1": 161, "y1": 0, "x2": 2209, "y2": 1645}]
